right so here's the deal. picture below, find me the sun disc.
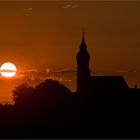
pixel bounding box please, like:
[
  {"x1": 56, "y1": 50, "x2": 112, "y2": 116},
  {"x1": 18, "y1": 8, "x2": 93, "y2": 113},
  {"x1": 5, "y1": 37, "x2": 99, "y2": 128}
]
[{"x1": 0, "y1": 62, "x2": 17, "y2": 78}]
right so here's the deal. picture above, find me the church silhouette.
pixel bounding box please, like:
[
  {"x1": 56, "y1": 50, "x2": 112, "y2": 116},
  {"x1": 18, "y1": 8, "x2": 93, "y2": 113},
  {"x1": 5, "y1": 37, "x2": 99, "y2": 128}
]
[
  {"x1": 76, "y1": 32, "x2": 140, "y2": 96},
  {"x1": 75, "y1": 33, "x2": 140, "y2": 138}
]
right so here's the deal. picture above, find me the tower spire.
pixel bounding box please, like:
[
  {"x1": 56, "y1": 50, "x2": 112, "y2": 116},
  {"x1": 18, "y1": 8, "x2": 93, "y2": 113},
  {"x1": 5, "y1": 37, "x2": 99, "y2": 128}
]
[
  {"x1": 82, "y1": 32, "x2": 85, "y2": 42},
  {"x1": 80, "y1": 32, "x2": 87, "y2": 51},
  {"x1": 76, "y1": 32, "x2": 90, "y2": 92}
]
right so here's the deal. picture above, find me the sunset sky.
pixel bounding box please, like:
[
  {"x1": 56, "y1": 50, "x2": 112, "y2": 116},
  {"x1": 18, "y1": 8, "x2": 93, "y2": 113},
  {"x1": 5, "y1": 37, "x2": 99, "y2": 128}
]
[{"x1": 0, "y1": 1, "x2": 140, "y2": 104}]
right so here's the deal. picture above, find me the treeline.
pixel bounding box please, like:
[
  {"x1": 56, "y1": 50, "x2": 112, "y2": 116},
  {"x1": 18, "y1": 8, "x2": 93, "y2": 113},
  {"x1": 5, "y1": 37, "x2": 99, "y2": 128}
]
[{"x1": 0, "y1": 79, "x2": 139, "y2": 138}]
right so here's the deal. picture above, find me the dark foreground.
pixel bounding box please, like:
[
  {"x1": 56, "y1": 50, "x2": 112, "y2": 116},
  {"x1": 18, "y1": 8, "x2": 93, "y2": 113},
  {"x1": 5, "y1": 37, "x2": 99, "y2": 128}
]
[{"x1": 0, "y1": 79, "x2": 140, "y2": 138}]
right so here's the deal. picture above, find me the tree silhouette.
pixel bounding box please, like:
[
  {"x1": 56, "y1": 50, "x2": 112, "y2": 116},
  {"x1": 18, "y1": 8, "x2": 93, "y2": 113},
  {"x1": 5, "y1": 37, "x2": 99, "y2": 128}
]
[
  {"x1": 11, "y1": 79, "x2": 76, "y2": 138},
  {"x1": 13, "y1": 83, "x2": 34, "y2": 106}
]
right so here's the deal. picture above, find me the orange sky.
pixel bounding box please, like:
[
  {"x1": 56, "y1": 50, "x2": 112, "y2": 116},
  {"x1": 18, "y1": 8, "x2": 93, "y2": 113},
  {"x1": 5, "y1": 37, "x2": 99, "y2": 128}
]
[{"x1": 0, "y1": 1, "x2": 140, "y2": 104}]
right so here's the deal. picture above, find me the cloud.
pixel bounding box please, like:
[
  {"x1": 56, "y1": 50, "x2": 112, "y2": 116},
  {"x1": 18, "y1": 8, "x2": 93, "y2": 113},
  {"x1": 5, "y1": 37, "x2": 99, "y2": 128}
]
[
  {"x1": 71, "y1": 5, "x2": 79, "y2": 8},
  {"x1": 13, "y1": 68, "x2": 75, "y2": 84},
  {"x1": 62, "y1": 4, "x2": 79, "y2": 9},
  {"x1": 116, "y1": 70, "x2": 138, "y2": 74},
  {"x1": 24, "y1": 8, "x2": 33, "y2": 11},
  {"x1": 17, "y1": 68, "x2": 50, "y2": 81},
  {"x1": 48, "y1": 75, "x2": 72, "y2": 83},
  {"x1": 53, "y1": 69, "x2": 76, "y2": 75},
  {"x1": 24, "y1": 8, "x2": 33, "y2": 16}
]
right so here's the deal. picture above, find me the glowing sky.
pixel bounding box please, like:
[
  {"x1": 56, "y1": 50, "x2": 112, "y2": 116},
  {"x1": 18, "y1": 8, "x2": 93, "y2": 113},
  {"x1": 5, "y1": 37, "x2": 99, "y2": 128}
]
[{"x1": 0, "y1": 1, "x2": 140, "y2": 102}]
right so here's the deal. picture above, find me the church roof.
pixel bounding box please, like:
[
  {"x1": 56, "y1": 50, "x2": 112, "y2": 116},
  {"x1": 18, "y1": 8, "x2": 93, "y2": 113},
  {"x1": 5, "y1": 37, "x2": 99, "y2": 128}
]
[{"x1": 89, "y1": 76, "x2": 129, "y2": 94}]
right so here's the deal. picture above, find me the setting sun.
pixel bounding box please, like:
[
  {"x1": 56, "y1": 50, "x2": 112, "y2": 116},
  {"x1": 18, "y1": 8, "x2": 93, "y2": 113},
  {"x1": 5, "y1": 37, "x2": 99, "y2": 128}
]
[{"x1": 0, "y1": 62, "x2": 16, "y2": 78}]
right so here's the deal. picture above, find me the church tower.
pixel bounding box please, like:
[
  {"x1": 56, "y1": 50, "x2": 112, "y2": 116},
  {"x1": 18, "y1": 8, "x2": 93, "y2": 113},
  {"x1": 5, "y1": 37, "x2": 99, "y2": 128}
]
[{"x1": 76, "y1": 32, "x2": 91, "y2": 92}]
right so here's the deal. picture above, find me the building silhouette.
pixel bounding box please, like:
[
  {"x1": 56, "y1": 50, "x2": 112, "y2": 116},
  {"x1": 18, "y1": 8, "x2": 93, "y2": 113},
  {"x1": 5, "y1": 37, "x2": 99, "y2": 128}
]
[
  {"x1": 76, "y1": 33, "x2": 138, "y2": 96},
  {"x1": 76, "y1": 32, "x2": 90, "y2": 93}
]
